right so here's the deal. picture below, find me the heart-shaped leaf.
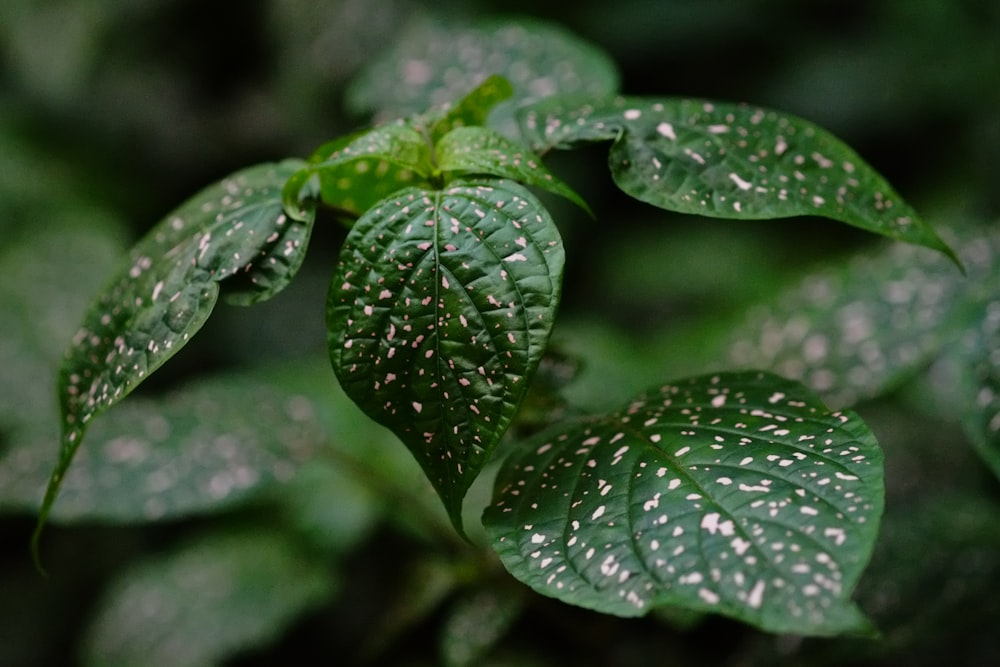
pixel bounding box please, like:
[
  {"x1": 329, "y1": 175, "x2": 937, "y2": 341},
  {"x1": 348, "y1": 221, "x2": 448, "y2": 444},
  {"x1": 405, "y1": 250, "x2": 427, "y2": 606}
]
[
  {"x1": 436, "y1": 126, "x2": 590, "y2": 213},
  {"x1": 484, "y1": 371, "x2": 883, "y2": 636},
  {"x1": 518, "y1": 96, "x2": 959, "y2": 265},
  {"x1": 327, "y1": 178, "x2": 564, "y2": 532},
  {"x1": 38, "y1": 160, "x2": 314, "y2": 553}
]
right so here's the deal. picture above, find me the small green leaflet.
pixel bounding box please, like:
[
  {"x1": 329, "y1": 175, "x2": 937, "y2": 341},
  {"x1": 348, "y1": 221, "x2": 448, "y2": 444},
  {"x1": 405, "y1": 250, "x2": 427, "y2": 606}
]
[
  {"x1": 430, "y1": 74, "x2": 515, "y2": 143},
  {"x1": 284, "y1": 124, "x2": 434, "y2": 220},
  {"x1": 285, "y1": 77, "x2": 587, "y2": 222},
  {"x1": 327, "y1": 178, "x2": 564, "y2": 533},
  {"x1": 37, "y1": 160, "x2": 315, "y2": 556},
  {"x1": 435, "y1": 126, "x2": 591, "y2": 214},
  {"x1": 484, "y1": 371, "x2": 883, "y2": 636},
  {"x1": 518, "y1": 96, "x2": 960, "y2": 265}
]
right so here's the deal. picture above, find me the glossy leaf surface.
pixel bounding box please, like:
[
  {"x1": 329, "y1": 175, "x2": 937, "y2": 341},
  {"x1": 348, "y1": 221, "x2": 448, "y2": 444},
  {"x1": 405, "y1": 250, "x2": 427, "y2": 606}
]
[
  {"x1": 287, "y1": 123, "x2": 434, "y2": 219},
  {"x1": 485, "y1": 371, "x2": 883, "y2": 635},
  {"x1": 41, "y1": 160, "x2": 314, "y2": 545},
  {"x1": 328, "y1": 178, "x2": 564, "y2": 531},
  {"x1": 436, "y1": 126, "x2": 590, "y2": 212},
  {"x1": 518, "y1": 96, "x2": 958, "y2": 263}
]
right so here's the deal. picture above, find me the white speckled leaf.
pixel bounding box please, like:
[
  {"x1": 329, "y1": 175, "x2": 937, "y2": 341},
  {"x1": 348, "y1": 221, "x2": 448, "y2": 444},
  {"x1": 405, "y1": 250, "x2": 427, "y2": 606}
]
[
  {"x1": 484, "y1": 371, "x2": 883, "y2": 636},
  {"x1": 436, "y1": 126, "x2": 590, "y2": 213},
  {"x1": 346, "y1": 15, "x2": 619, "y2": 134},
  {"x1": 518, "y1": 96, "x2": 959, "y2": 264},
  {"x1": 2, "y1": 370, "x2": 327, "y2": 523},
  {"x1": 81, "y1": 527, "x2": 334, "y2": 667},
  {"x1": 327, "y1": 178, "x2": 564, "y2": 532},
  {"x1": 41, "y1": 160, "x2": 315, "y2": 544},
  {"x1": 727, "y1": 227, "x2": 991, "y2": 408}
]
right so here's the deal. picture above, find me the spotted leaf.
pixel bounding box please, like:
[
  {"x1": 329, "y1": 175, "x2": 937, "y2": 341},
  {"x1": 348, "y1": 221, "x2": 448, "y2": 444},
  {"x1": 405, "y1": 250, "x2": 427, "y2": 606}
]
[
  {"x1": 436, "y1": 126, "x2": 590, "y2": 213},
  {"x1": 4, "y1": 366, "x2": 331, "y2": 523},
  {"x1": 327, "y1": 178, "x2": 564, "y2": 532},
  {"x1": 285, "y1": 123, "x2": 434, "y2": 220},
  {"x1": 726, "y1": 226, "x2": 992, "y2": 408},
  {"x1": 518, "y1": 96, "x2": 959, "y2": 264},
  {"x1": 39, "y1": 160, "x2": 315, "y2": 552},
  {"x1": 346, "y1": 15, "x2": 619, "y2": 134},
  {"x1": 484, "y1": 371, "x2": 883, "y2": 636}
]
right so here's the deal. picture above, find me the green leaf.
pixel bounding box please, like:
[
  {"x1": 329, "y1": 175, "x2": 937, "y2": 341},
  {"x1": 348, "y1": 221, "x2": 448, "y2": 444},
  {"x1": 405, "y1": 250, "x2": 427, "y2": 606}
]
[
  {"x1": 80, "y1": 527, "x2": 334, "y2": 667},
  {"x1": 38, "y1": 160, "x2": 314, "y2": 554},
  {"x1": 952, "y1": 340, "x2": 1000, "y2": 481},
  {"x1": 726, "y1": 225, "x2": 990, "y2": 408},
  {"x1": 440, "y1": 587, "x2": 524, "y2": 667},
  {"x1": 290, "y1": 123, "x2": 435, "y2": 219},
  {"x1": 913, "y1": 227, "x2": 1000, "y2": 479},
  {"x1": 2, "y1": 367, "x2": 330, "y2": 522},
  {"x1": 436, "y1": 126, "x2": 590, "y2": 213},
  {"x1": 0, "y1": 209, "x2": 126, "y2": 430},
  {"x1": 327, "y1": 178, "x2": 564, "y2": 532},
  {"x1": 346, "y1": 15, "x2": 619, "y2": 132},
  {"x1": 484, "y1": 371, "x2": 883, "y2": 636},
  {"x1": 517, "y1": 96, "x2": 621, "y2": 152},
  {"x1": 518, "y1": 96, "x2": 959, "y2": 264},
  {"x1": 430, "y1": 74, "x2": 515, "y2": 143}
]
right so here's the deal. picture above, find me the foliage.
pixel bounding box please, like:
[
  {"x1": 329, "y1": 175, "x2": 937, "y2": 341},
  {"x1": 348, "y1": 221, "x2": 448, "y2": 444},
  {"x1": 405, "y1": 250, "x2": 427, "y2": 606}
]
[{"x1": 2, "y1": 2, "x2": 999, "y2": 666}]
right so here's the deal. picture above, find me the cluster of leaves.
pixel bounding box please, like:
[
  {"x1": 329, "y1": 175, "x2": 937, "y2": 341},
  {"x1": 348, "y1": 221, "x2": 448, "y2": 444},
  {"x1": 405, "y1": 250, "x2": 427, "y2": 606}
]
[{"x1": 7, "y1": 10, "x2": 987, "y2": 664}]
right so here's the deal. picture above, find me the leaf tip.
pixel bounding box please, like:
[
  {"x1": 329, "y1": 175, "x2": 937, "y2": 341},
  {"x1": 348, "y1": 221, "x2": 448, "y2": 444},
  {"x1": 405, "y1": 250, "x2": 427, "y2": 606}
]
[
  {"x1": 30, "y1": 471, "x2": 63, "y2": 578},
  {"x1": 29, "y1": 521, "x2": 50, "y2": 578}
]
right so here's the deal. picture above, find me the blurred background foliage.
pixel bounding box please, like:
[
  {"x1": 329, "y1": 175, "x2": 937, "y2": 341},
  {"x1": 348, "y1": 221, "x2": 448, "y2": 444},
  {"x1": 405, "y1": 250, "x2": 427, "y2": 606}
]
[{"x1": 1, "y1": 0, "x2": 999, "y2": 665}]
